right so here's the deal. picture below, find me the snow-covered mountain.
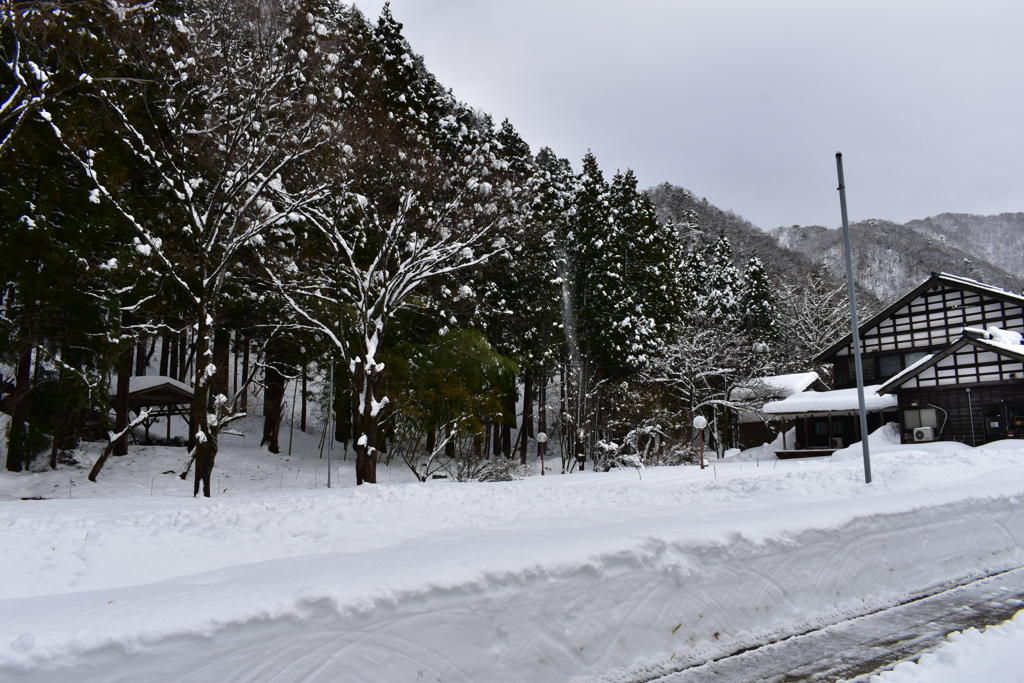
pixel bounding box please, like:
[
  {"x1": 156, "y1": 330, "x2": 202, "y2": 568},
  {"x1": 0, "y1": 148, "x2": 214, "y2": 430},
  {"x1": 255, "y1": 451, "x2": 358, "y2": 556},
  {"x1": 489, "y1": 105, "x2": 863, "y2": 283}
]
[
  {"x1": 904, "y1": 212, "x2": 1024, "y2": 278},
  {"x1": 648, "y1": 183, "x2": 1024, "y2": 304},
  {"x1": 647, "y1": 183, "x2": 820, "y2": 281},
  {"x1": 774, "y1": 218, "x2": 1024, "y2": 304}
]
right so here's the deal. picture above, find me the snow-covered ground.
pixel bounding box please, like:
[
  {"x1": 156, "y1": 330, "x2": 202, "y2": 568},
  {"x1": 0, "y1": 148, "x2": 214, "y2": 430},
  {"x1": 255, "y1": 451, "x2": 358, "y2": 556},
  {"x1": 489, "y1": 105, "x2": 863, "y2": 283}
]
[{"x1": 2, "y1": 422, "x2": 1024, "y2": 682}]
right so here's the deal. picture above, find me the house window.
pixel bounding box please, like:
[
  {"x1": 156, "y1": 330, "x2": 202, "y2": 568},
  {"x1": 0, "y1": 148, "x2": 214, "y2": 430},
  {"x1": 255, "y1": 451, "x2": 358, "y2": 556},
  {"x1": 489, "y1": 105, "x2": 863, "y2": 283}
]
[
  {"x1": 879, "y1": 352, "x2": 928, "y2": 381},
  {"x1": 904, "y1": 351, "x2": 927, "y2": 367},
  {"x1": 903, "y1": 408, "x2": 937, "y2": 429},
  {"x1": 879, "y1": 354, "x2": 903, "y2": 378}
]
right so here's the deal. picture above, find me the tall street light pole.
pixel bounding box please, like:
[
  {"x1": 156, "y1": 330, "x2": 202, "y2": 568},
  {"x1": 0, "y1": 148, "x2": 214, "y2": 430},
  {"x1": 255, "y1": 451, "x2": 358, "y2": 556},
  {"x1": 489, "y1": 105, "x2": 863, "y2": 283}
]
[{"x1": 836, "y1": 151, "x2": 872, "y2": 484}]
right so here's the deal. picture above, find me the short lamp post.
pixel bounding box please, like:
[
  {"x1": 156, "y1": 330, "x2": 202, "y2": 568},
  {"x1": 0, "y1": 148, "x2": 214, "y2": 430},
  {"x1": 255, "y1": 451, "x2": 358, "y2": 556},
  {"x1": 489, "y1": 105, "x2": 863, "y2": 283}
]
[
  {"x1": 692, "y1": 415, "x2": 707, "y2": 470},
  {"x1": 536, "y1": 432, "x2": 547, "y2": 475}
]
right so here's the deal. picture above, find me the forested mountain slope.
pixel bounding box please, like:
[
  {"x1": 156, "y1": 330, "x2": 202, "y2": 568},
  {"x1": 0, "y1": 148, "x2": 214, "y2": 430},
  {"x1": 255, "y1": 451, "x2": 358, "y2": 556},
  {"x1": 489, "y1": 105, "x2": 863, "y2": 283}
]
[
  {"x1": 647, "y1": 183, "x2": 1024, "y2": 305},
  {"x1": 647, "y1": 183, "x2": 818, "y2": 282},
  {"x1": 775, "y1": 219, "x2": 1024, "y2": 303},
  {"x1": 905, "y1": 213, "x2": 1024, "y2": 278}
]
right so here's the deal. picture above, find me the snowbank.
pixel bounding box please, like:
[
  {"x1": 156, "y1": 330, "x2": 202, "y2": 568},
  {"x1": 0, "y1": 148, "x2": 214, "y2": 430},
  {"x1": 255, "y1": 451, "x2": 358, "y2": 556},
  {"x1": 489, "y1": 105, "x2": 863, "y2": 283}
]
[
  {"x1": 724, "y1": 427, "x2": 794, "y2": 462},
  {"x1": 3, "y1": 441, "x2": 1024, "y2": 682}
]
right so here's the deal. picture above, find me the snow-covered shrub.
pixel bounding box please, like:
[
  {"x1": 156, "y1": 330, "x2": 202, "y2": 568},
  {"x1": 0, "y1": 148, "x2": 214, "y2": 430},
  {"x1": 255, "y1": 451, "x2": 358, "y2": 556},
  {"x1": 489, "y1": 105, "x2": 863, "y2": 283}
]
[{"x1": 475, "y1": 457, "x2": 527, "y2": 482}]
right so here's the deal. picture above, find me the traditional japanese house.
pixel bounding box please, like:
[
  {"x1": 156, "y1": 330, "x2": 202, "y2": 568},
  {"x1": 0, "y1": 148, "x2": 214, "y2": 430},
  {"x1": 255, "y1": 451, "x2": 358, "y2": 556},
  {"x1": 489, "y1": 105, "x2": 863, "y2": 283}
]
[
  {"x1": 761, "y1": 384, "x2": 898, "y2": 457},
  {"x1": 815, "y1": 272, "x2": 1024, "y2": 445},
  {"x1": 732, "y1": 372, "x2": 829, "y2": 449}
]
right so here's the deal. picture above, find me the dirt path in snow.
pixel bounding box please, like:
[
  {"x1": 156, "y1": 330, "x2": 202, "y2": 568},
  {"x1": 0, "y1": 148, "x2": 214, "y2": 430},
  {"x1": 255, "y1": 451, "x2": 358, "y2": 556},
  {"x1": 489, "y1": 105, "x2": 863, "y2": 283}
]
[{"x1": 645, "y1": 566, "x2": 1024, "y2": 683}]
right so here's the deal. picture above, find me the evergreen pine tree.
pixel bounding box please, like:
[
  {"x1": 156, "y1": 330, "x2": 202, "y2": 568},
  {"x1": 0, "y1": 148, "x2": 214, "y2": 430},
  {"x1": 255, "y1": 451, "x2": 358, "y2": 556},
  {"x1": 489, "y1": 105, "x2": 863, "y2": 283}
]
[
  {"x1": 677, "y1": 244, "x2": 707, "y2": 322},
  {"x1": 606, "y1": 169, "x2": 683, "y2": 369},
  {"x1": 700, "y1": 234, "x2": 742, "y2": 329},
  {"x1": 569, "y1": 152, "x2": 617, "y2": 370},
  {"x1": 739, "y1": 255, "x2": 779, "y2": 342}
]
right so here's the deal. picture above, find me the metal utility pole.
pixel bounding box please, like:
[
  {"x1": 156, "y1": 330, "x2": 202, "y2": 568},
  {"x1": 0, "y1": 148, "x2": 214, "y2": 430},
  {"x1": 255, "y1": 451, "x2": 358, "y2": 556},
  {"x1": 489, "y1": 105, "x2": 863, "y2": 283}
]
[{"x1": 836, "y1": 151, "x2": 872, "y2": 484}]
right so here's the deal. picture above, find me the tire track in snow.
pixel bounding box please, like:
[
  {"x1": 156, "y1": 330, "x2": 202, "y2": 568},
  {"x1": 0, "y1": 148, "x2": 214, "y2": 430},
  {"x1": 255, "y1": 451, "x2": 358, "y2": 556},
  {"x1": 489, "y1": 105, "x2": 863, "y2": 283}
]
[{"x1": 641, "y1": 566, "x2": 1024, "y2": 683}]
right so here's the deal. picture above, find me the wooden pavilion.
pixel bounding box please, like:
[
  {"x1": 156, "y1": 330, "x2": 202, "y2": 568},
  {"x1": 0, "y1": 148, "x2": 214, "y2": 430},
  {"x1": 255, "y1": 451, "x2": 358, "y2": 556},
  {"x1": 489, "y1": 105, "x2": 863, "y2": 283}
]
[{"x1": 111, "y1": 376, "x2": 194, "y2": 443}]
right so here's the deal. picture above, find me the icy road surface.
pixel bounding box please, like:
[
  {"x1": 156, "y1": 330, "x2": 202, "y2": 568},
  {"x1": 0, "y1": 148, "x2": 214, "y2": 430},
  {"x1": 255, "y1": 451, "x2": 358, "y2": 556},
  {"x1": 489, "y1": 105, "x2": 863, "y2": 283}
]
[{"x1": 644, "y1": 566, "x2": 1024, "y2": 682}]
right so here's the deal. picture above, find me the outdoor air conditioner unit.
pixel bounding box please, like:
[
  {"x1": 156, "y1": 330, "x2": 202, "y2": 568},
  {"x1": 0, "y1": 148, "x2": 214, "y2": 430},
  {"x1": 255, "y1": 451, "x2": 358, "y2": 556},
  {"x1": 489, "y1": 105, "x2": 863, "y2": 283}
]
[{"x1": 913, "y1": 426, "x2": 935, "y2": 442}]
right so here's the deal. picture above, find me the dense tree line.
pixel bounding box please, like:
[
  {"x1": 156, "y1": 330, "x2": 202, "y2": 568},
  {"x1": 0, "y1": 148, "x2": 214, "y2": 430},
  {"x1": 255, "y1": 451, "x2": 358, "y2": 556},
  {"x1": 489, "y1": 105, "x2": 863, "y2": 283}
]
[{"x1": 1, "y1": 0, "x2": 847, "y2": 491}]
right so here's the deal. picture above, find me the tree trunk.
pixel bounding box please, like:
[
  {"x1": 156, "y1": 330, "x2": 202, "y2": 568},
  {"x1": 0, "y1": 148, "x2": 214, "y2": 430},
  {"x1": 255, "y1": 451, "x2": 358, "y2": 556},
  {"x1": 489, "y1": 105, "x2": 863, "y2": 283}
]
[
  {"x1": 501, "y1": 423, "x2": 512, "y2": 458},
  {"x1": 559, "y1": 363, "x2": 569, "y2": 472},
  {"x1": 211, "y1": 327, "x2": 230, "y2": 407},
  {"x1": 5, "y1": 345, "x2": 33, "y2": 472},
  {"x1": 261, "y1": 340, "x2": 285, "y2": 454},
  {"x1": 179, "y1": 328, "x2": 189, "y2": 383},
  {"x1": 51, "y1": 348, "x2": 83, "y2": 467},
  {"x1": 492, "y1": 421, "x2": 502, "y2": 456},
  {"x1": 520, "y1": 368, "x2": 533, "y2": 465},
  {"x1": 333, "y1": 370, "x2": 347, "y2": 443},
  {"x1": 32, "y1": 344, "x2": 41, "y2": 383},
  {"x1": 192, "y1": 309, "x2": 216, "y2": 497},
  {"x1": 350, "y1": 380, "x2": 360, "y2": 451},
  {"x1": 240, "y1": 337, "x2": 249, "y2": 412},
  {"x1": 537, "y1": 376, "x2": 547, "y2": 458},
  {"x1": 135, "y1": 334, "x2": 148, "y2": 376},
  {"x1": 300, "y1": 364, "x2": 307, "y2": 432},
  {"x1": 113, "y1": 343, "x2": 132, "y2": 457},
  {"x1": 523, "y1": 368, "x2": 533, "y2": 439},
  {"x1": 353, "y1": 358, "x2": 379, "y2": 485},
  {"x1": 159, "y1": 332, "x2": 170, "y2": 377},
  {"x1": 168, "y1": 332, "x2": 178, "y2": 380}
]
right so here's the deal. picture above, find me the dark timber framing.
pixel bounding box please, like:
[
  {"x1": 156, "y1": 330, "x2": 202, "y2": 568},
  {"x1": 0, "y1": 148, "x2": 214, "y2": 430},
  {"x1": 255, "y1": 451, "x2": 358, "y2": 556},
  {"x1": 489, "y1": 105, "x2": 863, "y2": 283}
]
[{"x1": 816, "y1": 273, "x2": 1024, "y2": 445}]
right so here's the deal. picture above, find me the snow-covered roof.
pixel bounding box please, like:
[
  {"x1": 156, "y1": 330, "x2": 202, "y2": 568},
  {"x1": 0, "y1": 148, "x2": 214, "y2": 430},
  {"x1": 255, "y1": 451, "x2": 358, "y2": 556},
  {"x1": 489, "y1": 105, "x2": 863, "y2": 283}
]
[
  {"x1": 935, "y1": 273, "x2": 1024, "y2": 305},
  {"x1": 110, "y1": 376, "x2": 194, "y2": 405},
  {"x1": 128, "y1": 376, "x2": 193, "y2": 395},
  {"x1": 762, "y1": 385, "x2": 897, "y2": 415},
  {"x1": 985, "y1": 338, "x2": 1024, "y2": 359},
  {"x1": 965, "y1": 326, "x2": 1024, "y2": 350},
  {"x1": 731, "y1": 372, "x2": 821, "y2": 402}
]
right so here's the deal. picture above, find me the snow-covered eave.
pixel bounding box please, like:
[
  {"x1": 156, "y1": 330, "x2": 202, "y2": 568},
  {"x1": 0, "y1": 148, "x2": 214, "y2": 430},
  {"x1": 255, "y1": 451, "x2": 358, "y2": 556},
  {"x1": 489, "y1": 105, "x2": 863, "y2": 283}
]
[
  {"x1": 980, "y1": 338, "x2": 1024, "y2": 361},
  {"x1": 936, "y1": 273, "x2": 1024, "y2": 305},
  {"x1": 762, "y1": 385, "x2": 897, "y2": 416}
]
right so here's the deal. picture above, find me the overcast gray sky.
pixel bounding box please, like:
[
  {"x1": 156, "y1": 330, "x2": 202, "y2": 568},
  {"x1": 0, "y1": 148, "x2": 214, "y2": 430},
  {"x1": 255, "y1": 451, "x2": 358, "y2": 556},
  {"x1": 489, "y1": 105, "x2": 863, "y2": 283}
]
[{"x1": 359, "y1": 1, "x2": 1024, "y2": 231}]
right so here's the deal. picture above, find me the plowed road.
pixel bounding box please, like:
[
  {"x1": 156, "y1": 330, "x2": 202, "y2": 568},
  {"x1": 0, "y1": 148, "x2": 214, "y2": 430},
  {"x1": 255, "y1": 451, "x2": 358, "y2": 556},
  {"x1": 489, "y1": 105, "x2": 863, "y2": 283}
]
[{"x1": 646, "y1": 567, "x2": 1024, "y2": 683}]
